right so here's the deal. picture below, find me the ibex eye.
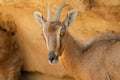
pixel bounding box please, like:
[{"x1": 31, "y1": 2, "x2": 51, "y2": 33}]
[
  {"x1": 60, "y1": 32, "x2": 65, "y2": 36},
  {"x1": 60, "y1": 28, "x2": 65, "y2": 36}
]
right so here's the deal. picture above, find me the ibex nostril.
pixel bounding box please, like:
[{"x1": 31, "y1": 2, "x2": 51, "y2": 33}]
[
  {"x1": 49, "y1": 56, "x2": 55, "y2": 62},
  {"x1": 48, "y1": 52, "x2": 58, "y2": 64}
]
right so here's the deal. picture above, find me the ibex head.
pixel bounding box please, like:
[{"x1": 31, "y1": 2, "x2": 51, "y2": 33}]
[{"x1": 34, "y1": 4, "x2": 78, "y2": 64}]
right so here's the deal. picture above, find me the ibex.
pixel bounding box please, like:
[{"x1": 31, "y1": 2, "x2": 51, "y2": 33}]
[{"x1": 34, "y1": 4, "x2": 120, "y2": 80}]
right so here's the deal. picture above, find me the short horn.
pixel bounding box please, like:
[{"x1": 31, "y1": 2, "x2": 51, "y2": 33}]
[
  {"x1": 54, "y1": 4, "x2": 68, "y2": 21},
  {"x1": 47, "y1": 7, "x2": 50, "y2": 22}
]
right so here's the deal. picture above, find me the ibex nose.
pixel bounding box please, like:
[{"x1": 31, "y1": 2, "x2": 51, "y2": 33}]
[{"x1": 48, "y1": 51, "x2": 58, "y2": 64}]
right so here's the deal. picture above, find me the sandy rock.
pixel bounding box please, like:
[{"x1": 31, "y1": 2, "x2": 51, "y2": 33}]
[
  {"x1": 0, "y1": 5, "x2": 71, "y2": 77},
  {"x1": 0, "y1": 13, "x2": 22, "y2": 80},
  {"x1": 0, "y1": 0, "x2": 119, "y2": 78}
]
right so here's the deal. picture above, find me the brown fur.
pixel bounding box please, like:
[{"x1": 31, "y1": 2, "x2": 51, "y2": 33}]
[
  {"x1": 34, "y1": 6, "x2": 120, "y2": 80},
  {"x1": 60, "y1": 32, "x2": 120, "y2": 80},
  {"x1": 43, "y1": 21, "x2": 65, "y2": 54},
  {"x1": 40, "y1": 20, "x2": 120, "y2": 80},
  {"x1": 0, "y1": 13, "x2": 23, "y2": 80}
]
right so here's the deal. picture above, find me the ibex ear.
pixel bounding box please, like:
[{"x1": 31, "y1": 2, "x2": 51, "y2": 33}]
[
  {"x1": 63, "y1": 10, "x2": 78, "y2": 28},
  {"x1": 34, "y1": 12, "x2": 46, "y2": 27}
]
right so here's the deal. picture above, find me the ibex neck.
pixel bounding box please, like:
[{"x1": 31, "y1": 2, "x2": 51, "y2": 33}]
[{"x1": 60, "y1": 32, "x2": 85, "y2": 75}]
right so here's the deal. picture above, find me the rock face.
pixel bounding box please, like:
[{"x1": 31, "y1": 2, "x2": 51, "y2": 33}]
[
  {"x1": 0, "y1": 13, "x2": 23, "y2": 80},
  {"x1": 0, "y1": 0, "x2": 120, "y2": 78},
  {"x1": 0, "y1": 5, "x2": 71, "y2": 78}
]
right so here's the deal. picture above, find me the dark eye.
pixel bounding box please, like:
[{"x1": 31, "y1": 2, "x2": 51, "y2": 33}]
[
  {"x1": 60, "y1": 32, "x2": 65, "y2": 36},
  {"x1": 60, "y1": 28, "x2": 65, "y2": 36}
]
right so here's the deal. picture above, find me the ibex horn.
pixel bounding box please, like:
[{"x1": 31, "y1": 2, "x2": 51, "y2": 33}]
[
  {"x1": 54, "y1": 4, "x2": 68, "y2": 21},
  {"x1": 47, "y1": 7, "x2": 50, "y2": 22}
]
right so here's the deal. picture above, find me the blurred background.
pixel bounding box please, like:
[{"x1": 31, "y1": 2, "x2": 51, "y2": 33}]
[{"x1": 0, "y1": 0, "x2": 119, "y2": 80}]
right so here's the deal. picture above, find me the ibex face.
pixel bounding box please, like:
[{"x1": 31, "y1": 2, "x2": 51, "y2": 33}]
[
  {"x1": 41, "y1": 21, "x2": 66, "y2": 64},
  {"x1": 34, "y1": 4, "x2": 78, "y2": 64}
]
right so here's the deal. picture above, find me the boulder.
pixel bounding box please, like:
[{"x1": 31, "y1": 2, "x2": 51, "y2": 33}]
[{"x1": 0, "y1": 13, "x2": 23, "y2": 80}]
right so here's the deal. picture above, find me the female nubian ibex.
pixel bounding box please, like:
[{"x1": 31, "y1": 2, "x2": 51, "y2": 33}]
[{"x1": 34, "y1": 4, "x2": 120, "y2": 80}]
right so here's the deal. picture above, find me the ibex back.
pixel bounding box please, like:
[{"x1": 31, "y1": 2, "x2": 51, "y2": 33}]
[{"x1": 34, "y1": 4, "x2": 120, "y2": 80}]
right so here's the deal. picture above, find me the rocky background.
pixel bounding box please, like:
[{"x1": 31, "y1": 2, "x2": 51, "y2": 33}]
[{"x1": 0, "y1": 0, "x2": 120, "y2": 80}]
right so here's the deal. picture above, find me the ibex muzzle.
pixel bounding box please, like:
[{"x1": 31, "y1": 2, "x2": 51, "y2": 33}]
[{"x1": 48, "y1": 51, "x2": 58, "y2": 64}]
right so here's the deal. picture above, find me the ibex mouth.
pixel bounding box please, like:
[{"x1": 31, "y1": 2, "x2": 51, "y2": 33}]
[{"x1": 48, "y1": 51, "x2": 58, "y2": 64}]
